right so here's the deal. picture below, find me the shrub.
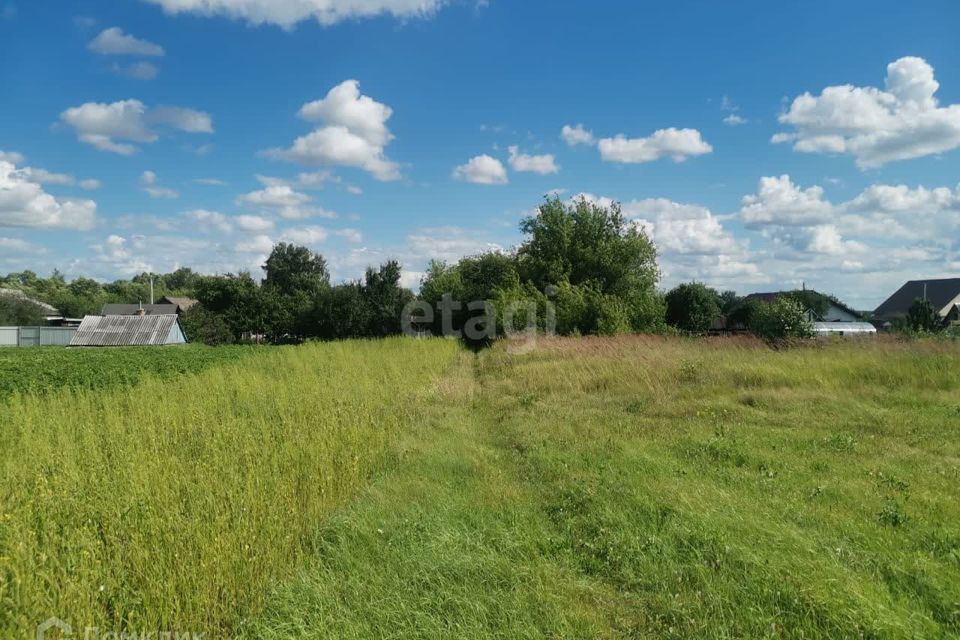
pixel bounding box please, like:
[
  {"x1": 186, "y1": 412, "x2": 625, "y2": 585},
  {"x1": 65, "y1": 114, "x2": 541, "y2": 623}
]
[
  {"x1": 0, "y1": 292, "x2": 47, "y2": 325},
  {"x1": 750, "y1": 297, "x2": 813, "y2": 341},
  {"x1": 180, "y1": 303, "x2": 236, "y2": 346},
  {"x1": 665, "y1": 282, "x2": 720, "y2": 333}
]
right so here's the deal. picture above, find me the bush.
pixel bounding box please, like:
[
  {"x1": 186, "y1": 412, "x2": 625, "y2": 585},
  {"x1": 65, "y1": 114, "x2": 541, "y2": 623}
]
[
  {"x1": 0, "y1": 293, "x2": 47, "y2": 325},
  {"x1": 750, "y1": 297, "x2": 813, "y2": 341},
  {"x1": 665, "y1": 282, "x2": 720, "y2": 333},
  {"x1": 180, "y1": 303, "x2": 236, "y2": 346},
  {"x1": 904, "y1": 298, "x2": 943, "y2": 333}
]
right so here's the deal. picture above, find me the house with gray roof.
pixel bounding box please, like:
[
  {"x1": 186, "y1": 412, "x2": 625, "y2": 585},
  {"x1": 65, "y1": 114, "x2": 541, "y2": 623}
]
[{"x1": 873, "y1": 278, "x2": 960, "y2": 324}]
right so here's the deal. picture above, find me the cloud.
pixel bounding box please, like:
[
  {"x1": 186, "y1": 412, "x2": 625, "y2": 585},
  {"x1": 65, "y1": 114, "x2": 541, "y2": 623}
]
[
  {"x1": 237, "y1": 183, "x2": 336, "y2": 220},
  {"x1": 2, "y1": 154, "x2": 102, "y2": 191},
  {"x1": 113, "y1": 62, "x2": 159, "y2": 80},
  {"x1": 264, "y1": 80, "x2": 400, "y2": 181},
  {"x1": 235, "y1": 235, "x2": 275, "y2": 254},
  {"x1": 0, "y1": 151, "x2": 24, "y2": 164},
  {"x1": 148, "y1": 106, "x2": 214, "y2": 133},
  {"x1": 60, "y1": 100, "x2": 213, "y2": 154},
  {"x1": 804, "y1": 225, "x2": 868, "y2": 255},
  {"x1": 140, "y1": 171, "x2": 179, "y2": 199},
  {"x1": 235, "y1": 214, "x2": 274, "y2": 232},
  {"x1": 775, "y1": 56, "x2": 960, "y2": 167},
  {"x1": 281, "y1": 226, "x2": 328, "y2": 245},
  {"x1": 0, "y1": 237, "x2": 36, "y2": 252},
  {"x1": 187, "y1": 209, "x2": 233, "y2": 233},
  {"x1": 406, "y1": 226, "x2": 503, "y2": 262},
  {"x1": 238, "y1": 184, "x2": 309, "y2": 209},
  {"x1": 737, "y1": 174, "x2": 960, "y2": 289},
  {"x1": 720, "y1": 96, "x2": 747, "y2": 126},
  {"x1": 0, "y1": 159, "x2": 97, "y2": 230},
  {"x1": 453, "y1": 154, "x2": 508, "y2": 185},
  {"x1": 507, "y1": 146, "x2": 559, "y2": 175},
  {"x1": 598, "y1": 128, "x2": 713, "y2": 163},
  {"x1": 89, "y1": 27, "x2": 165, "y2": 56},
  {"x1": 141, "y1": 0, "x2": 447, "y2": 28},
  {"x1": 561, "y1": 124, "x2": 595, "y2": 146},
  {"x1": 740, "y1": 175, "x2": 834, "y2": 226},
  {"x1": 194, "y1": 178, "x2": 226, "y2": 186}
]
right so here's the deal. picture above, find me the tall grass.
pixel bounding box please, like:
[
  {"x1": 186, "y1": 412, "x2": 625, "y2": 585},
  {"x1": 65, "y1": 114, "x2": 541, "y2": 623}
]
[
  {"x1": 247, "y1": 336, "x2": 960, "y2": 639},
  {"x1": 0, "y1": 338, "x2": 459, "y2": 638}
]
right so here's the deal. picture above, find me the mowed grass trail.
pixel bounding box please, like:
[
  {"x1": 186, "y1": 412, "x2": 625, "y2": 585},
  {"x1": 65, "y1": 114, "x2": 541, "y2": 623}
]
[
  {"x1": 0, "y1": 339, "x2": 460, "y2": 638},
  {"x1": 247, "y1": 337, "x2": 960, "y2": 639}
]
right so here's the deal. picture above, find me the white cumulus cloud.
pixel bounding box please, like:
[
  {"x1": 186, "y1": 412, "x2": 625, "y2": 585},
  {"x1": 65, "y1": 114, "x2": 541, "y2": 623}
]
[
  {"x1": 142, "y1": 0, "x2": 447, "y2": 28},
  {"x1": 60, "y1": 100, "x2": 213, "y2": 155},
  {"x1": 507, "y1": 146, "x2": 559, "y2": 175},
  {"x1": 598, "y1": 128, "x2": 713, "y2": 163},
  {"x1": 561, "y1": 124, "x2": 595, "y2": 146},
  {"x1": 453, "y1": 155, "x2": 508, "y2": 185},
  {"x1": 237, "y1": 183, "x2": 336, "y2": 220},
  {"x1": 0, "y1": 159, "x2": 97, "y2": 230},
  {"x1": 775, "y1": 56, "x2": 960, "y2": 167},
  {"x1": 265, "y1": 80, "x2": 400, "y2": 181}
]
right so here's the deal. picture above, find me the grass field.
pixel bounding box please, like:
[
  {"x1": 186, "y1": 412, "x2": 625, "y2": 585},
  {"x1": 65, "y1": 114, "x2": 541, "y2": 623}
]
[
  {"x1": 3, "y1": 336, "x2": 959, "y2": 638},
  {"x1": 0, "y1": 345, "x2": 257, "y2": 397}
]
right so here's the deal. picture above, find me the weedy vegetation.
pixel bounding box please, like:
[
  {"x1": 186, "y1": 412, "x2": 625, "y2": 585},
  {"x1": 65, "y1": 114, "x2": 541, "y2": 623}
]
[
  {"x1": 2, "y1": 336, "x2": 959, "y2": 639},
  {"x1": 0, "y1": 345, "x2": 257, "y2": 398}
]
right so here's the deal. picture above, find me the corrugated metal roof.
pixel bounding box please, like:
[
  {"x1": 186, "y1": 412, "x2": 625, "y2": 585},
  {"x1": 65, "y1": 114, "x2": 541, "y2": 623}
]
[
  {"x1": 70, "y1": 314, "x2": 185, "y2": 347},
  {"x1": 101, "y1": 303, "x2": 179, "y2": 316}
]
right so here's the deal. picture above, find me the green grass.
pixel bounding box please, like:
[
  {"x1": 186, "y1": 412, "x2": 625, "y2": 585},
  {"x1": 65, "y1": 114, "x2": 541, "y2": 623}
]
[
  {"x1": 0, "y1": 338, "x2": 460, "y2": 638},
  {"x1": 247, "y1": 336, "x2": 960, "y2": 639},
  {"x1": 4, "y1": 336, "x2": 960, "y2": 638},
  {"x1": 0, "y1": 345, "x2": 257, "y2": 398}
]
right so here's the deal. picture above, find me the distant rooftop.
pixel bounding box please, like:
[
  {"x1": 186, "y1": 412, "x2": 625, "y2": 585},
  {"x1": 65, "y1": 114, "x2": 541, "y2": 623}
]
[
  {"x1": 101, "y1": 303, "x2": 179, "y2": 316},
  {"x1": 874, "y1": 278, "x2": 960, "y2": 319}
]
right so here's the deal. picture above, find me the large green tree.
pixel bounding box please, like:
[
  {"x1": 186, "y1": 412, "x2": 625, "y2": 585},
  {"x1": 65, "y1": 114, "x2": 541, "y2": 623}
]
[
  {"x1": 0, "y1": 293, "x2": 46, "y2": 325},
  {"x1": 518, "y1": 196, "x2": 663, "y2": 333},
  {"x1": 262, "y1": 243, "x2": 329, "y2": 298},
  {"x1": 518, "y1": 197, "x2": 659, "y2": 295}
]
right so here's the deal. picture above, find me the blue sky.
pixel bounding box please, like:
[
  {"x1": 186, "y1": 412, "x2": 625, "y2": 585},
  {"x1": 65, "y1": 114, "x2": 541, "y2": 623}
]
[{"x1": 2, "y1": 0, "x2": 959, "y2": 308}]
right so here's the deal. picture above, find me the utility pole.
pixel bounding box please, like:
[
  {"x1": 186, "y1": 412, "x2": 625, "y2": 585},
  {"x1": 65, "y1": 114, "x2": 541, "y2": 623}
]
[{"x1": 149, "y1": 274, "x2": 155, "y2": 305}]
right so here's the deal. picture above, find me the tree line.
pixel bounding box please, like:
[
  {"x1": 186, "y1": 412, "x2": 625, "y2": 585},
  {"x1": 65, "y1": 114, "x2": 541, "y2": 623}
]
[{"x1": 5, "y1": 196, "x2": 944, "y2": 344}]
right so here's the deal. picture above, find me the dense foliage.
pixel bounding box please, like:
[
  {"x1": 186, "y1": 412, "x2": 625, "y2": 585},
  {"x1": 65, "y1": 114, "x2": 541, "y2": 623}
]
[
  {"x1": 904, "y1": 298, "x2": 943, "y2": 332},
  {"x1": 749, "y1": 296, "x2": 814, "y2": 341},
  {"x1": 419, "y1": 196, "x2": 666, "y2": 344},
  {"x1": 0, "y1": 292, "x2": 46, "y2": 325},
  {"x1": 665, "y1": 282, "x2": 721, "y2": 333}
]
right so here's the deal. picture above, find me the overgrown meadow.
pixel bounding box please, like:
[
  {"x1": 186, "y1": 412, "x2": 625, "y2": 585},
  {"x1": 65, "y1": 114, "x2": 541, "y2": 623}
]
[
  {"x1": 0, "y1": 339, "x2": 459, "y2": 637},
  {"x1": 2, "y1": 336, "x2": 959, "y2": 638}
]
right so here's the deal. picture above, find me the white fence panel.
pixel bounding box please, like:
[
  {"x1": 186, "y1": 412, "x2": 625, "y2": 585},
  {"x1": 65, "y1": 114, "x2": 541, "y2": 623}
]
[
  {"x1": 0, "y1": 327, "x2": 18, "y2": 347},
  {"x1": 0, "y1": 326, "x2": 78, "y2": 347}
]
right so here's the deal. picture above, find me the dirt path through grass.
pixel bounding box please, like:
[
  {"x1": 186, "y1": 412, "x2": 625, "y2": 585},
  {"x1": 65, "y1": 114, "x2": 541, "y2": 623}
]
[{"x1": 247, "y1": 339, "x2": 960, "y2": 639}]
